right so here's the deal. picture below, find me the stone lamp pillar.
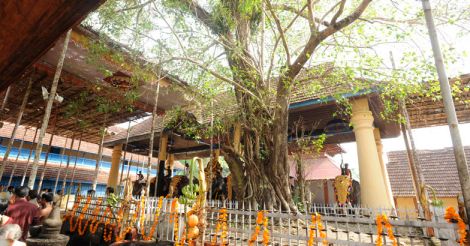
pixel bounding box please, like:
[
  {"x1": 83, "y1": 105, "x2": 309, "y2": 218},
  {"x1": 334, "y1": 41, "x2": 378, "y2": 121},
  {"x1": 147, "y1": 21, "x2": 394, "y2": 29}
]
[{"x1": 350, "y1": 97, "x2": 393, "y2": 209}]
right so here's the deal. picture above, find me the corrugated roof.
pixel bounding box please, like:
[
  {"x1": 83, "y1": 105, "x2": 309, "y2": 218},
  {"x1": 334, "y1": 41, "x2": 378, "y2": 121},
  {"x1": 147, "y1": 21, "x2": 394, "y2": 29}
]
[{"x1": 386, "y1": 146, "x2": 470, "y2": 197}]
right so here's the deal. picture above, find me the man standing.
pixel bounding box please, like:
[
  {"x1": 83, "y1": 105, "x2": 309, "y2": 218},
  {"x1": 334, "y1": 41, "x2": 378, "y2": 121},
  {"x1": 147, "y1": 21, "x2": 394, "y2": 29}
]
[{"x1": 5, "y1": 186, "x2": 40, "y2": 241}]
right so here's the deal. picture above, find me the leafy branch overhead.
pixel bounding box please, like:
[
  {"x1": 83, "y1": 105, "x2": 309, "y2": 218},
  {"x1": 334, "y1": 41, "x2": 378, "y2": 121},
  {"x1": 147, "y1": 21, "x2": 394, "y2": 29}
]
[{"x1": 84, "y1": 0, "x2": 470, "y2": 210}]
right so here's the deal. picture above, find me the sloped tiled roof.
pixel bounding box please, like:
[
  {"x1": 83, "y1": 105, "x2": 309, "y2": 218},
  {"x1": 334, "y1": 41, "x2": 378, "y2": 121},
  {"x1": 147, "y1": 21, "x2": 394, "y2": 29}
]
[
  {"x1": 289, "y1": 155, "x2": 341, "y2": 180},
  {"x1": 387, "y1": 146, "x2": 470, "y2": 197}
]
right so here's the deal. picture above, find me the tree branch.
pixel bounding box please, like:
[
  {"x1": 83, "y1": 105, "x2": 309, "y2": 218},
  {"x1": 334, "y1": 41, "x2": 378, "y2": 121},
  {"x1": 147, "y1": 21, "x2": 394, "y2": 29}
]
[
  {"x1": 331, "y1": 0, "x2": 347, "y2": 24},
  {"x1": 288, "y1": 0, "x2": 372, "y2": 79},
  {"x1": 176, "y1": 0, "x2": 222, "y2": 35},
  {"x1": 320, "y1": 0, "x2": 372, "y2": 39},
  {"x1": 265, "y1": 0, "x2": 290, "y2": 65},
  {"x1": 273, "y1": 3, "x2": 331, "y2": 27}
]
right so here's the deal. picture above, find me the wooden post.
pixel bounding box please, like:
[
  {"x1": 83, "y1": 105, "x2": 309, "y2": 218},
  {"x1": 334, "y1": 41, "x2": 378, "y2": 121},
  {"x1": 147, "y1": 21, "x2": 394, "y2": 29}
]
[
  {"x1": 147, "y1": 81, "x2": 160, "y2": 196},
  {"x1": 28, "y1": 29, "x2": 71, "y2": 189},
  {"x1": 156, "y1": 133, "x2": 167, "y2": 196},
  {"x1": 0, "y1": 85, "x2": 12, "y2": 128},
  {"x1": 0, "y1": 78, "x2": 33, "y2": 179},
  {"x1": 20, "y1": 128, "x2": 39, "y2": 186},
  {"x1": 65, "y1": 137, "x2": 84, "y2": 210},
  {"x1": 59, "y1": 135, "x2": 76, "y2": 194},
  {"x1": 7, "y1": 128, "x2": 28, "y2": 186},
  {"x1": 37, "y1": 110, "x2": 59, "y2": 190},
  {"x1": 422, "y1": 0, "x2": 470, "y2": 223},
  {"x1": 92, "y1": 128, "x2": 106, "y2": 190},
  {"x1": 53, "y1": 137, "x2": 69, "y2": 193}
]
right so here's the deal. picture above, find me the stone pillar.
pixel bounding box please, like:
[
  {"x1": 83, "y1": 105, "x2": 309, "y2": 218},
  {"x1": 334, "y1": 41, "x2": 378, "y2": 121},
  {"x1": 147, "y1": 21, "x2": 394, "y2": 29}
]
[
  {"x1": 374, "y1": 128, "x2": 395, "y2": 208},
  {"x1": 107, "y1": 144, "x2": 122, "y2": 189},
  {"x1": 350, "y1": 97, "x2": 393, "y2": 208}
]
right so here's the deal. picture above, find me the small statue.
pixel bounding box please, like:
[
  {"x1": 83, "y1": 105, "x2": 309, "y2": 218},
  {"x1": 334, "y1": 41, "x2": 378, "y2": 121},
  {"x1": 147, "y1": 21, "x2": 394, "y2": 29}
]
[{"x1": 26, "y1": 196, "x2": 69, "y2": 246}]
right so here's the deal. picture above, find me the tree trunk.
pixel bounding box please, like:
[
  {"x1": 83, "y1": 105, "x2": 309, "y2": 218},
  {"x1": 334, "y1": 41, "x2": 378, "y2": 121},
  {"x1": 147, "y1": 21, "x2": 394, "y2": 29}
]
[{"x1": 295, "y1": 154, "x2": 306, "y2": 204}]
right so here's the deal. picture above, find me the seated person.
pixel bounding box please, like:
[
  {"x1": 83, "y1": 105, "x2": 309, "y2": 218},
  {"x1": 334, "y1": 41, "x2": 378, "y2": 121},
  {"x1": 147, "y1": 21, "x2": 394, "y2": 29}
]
[
  {"x1": 38, "y1": 192, "x2": 53, "y2": 222},
  {"x1": 4, "y1": 186, "x2": 40, "y2": 241},
  {"x1": 27, "y1": 190, "x2": 40, "y2": 208},
  {"x1": 0, "y1": 224, "x2": 26, "y2": 246}
]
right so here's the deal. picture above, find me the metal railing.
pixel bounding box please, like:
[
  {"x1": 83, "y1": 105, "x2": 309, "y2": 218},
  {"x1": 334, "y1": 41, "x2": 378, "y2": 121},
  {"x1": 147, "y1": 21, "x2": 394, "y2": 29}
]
[{"x1": 66, "y1": 196, "x2": 465, "y2": 246}]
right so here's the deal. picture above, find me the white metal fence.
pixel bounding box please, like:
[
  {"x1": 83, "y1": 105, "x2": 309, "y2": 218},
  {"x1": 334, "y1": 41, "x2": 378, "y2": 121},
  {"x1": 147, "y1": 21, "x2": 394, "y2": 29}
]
[{"x1": 64, "y1": 196, "x2": 465, "y2": 246}]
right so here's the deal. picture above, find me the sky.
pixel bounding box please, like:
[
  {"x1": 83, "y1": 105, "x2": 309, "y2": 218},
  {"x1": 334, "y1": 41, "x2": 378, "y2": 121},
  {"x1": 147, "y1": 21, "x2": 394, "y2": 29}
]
[{"x1": 333, "y1": 123, "x2": 470, "y2": 180}]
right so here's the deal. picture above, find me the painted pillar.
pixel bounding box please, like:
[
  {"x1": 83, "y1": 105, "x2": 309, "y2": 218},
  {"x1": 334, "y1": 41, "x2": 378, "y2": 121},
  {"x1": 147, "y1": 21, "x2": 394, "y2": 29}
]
[
  {"x1": 156, "y1": 133, "x2": 168, "y2": 196},
  {"x1": 107, "y1": 144, "x2": 123, "y2": 189},
  {"x1": 350, "y1": 97, "x2": 393, "y2": 208},
  {"x1": 374, "y1": 128, "x2": 395, "y2": 208}
]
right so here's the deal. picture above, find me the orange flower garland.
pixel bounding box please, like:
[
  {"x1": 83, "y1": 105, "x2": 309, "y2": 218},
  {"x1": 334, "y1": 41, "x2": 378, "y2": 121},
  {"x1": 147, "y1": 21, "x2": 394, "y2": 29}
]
[
  {"x1": 168, "y1": 199, "x2": 180, "y2": 242},
  {"x1": 248, "y1": 211, "x2": 264, "y2": 246},
  {"x1": 444, "y1": 207, "x2": 467, "y2": 245},
  {"x1": 308, "y1": 213, "x2": 327, "y2": 246},
  {"x1": 212, "y1": 208, "x2": 229, "y2": 244},
  {"x1": 78, "y1": 197, "x2": 103, "y2": 236},
  {"x1": 143, "y1": 196, "x2": 164, "y2": 240},
  {"x1": 139, "y1": 195, "x2": 147, "y2": 229},
  {"x1": 375, "y1": 213, "x2": 397, "y2": 246},
  {"x1": 103, "y1": 206, "x2": 114, "y2": 242},
  {"x1": 90, "y1": 204, "x2": 108, "y2": 234},
  {"x1": 262, "y1": 216, "x2": 270, "y2": 245},
  {"x1": 70, "y1": 196, "x2": 91, "y2": 233},
  {"x1": 64, "y1": 195, "x2": 82, "y2": 231}
]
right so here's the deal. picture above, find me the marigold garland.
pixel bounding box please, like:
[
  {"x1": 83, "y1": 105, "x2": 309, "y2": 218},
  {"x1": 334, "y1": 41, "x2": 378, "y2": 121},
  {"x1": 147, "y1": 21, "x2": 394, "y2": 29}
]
[
  {"x1": 444, "y1": 207, "x2": 467, "y2": 245},
  {"x1": 142, "y1": 196, "x2": 164, "y2": 241},
  {"x1": 70, "y1": 196, "x2": 91, "y2": 233},
  {"x1": 139, "y1": 195, "x2": 147, "y2": 229},
  {"x1": 212, "y1": 208, "x2": 229, "y2": 245},
  {"x1": 89, "y1": 204, "x2": 103, "y2": 234},
  {"x1": 308, "y1": 213, "x2": 328, "y2": 246},
  {"x1": 172, "y1": 199, "x2": 180, "y2": 242},
  {"x1": 78, "y1": 197, "x2": 103, "y2": 236},
  {"x1": 375, "y1": 213, "x2": 397, "y2": 246},
  {"x1": 103, "y1": 206, "x2": 114, "y2": 242},
  {"x1": 262, "y1": 217, "x2": 270, "y2": 245},
  {"x1": 249, "y1": 211, "x2": 264, "y2": 246}
]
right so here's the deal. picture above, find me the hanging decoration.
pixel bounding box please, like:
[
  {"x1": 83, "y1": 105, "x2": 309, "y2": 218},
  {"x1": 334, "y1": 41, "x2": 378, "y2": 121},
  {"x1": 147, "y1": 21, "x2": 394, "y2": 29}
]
[
  {"x1": 308, "y1": 213, "x2": 328, "y2": 246},
  {"x1": 262, "y1": 215, "x2": 270, "y2": 245},
  {"x1": 212, "y1": 208, "x2": 228, "y2": 245},
  {"x1": 143, "y1": 196, "x2": 164, "y2": 240},
  {"x1": 248, "y1": 211, "x2": 265, "y2": 246},
  {"x1": 444, "y1": 207, "x2": 467, "y2": 245},
  {"x1": 78, "y1": 197, "x2": 103, "y2": 236},
  {"x1": 169, "y1": 198, "x2": 180, "y2": 242},
  {"x1": 375, "y1": 213, "x2": 397, "y2": 246}
]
